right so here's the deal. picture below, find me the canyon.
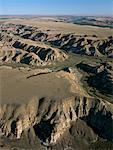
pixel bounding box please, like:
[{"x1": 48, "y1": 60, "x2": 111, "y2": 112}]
[{"x1": 0, "y1": 16, "x2": 113, "y2": 150}]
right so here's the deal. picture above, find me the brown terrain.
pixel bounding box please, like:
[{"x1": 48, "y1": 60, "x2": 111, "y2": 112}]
[{"x1": 0, "y1": 17, "x2": 113, "y2": 150}]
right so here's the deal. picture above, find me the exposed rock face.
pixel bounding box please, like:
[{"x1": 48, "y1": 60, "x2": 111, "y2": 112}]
[
  {"x1": 77, "y1": 61, "x2": 113, "y2": 95},
  {"x1": 0, "y1": 33, "x2": 68, "y2": 66},
  {"x1": 0, "y1": 23, "x2": 113, "y2": 150},
  {"x1": 52, "y1": 35, "x2": 113, "y2": 57},
  {"x1": 55, "y1": 67, "x2": 89, "y2": 97},
  {"x1": 0, "y1": 96, "x2": 113, "y2": 147},
  {"x1": 1, "y1": 23, "x2": 113, "y2": 58}
]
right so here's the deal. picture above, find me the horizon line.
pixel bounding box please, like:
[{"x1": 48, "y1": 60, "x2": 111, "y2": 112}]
[{"x1": 0, "y1": 14, "x2": 113, "y2": 17}]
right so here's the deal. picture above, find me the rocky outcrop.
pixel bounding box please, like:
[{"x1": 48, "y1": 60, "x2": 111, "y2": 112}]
[
  {"x1": 0, "y1": 96, "x2": 113, "y2": 147},
  {"x1": 48, "y1": 35, "x2": 113, "y2": 57},
  {"x1": 77, "y1": 61, "x2": 113, "y2": 95},
  {"x1": 0, "y1": 36, "x2": 68, "y2": 66},
  {"x1": 0, "y1": 23, "x2": 113, "y2": 58},
  {"x1": 0, "y1": 22, "x2": 113, "y2": 150}
]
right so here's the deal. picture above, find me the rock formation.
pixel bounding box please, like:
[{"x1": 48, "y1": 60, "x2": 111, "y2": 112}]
[
  {"x1": 0, "y1": 96, "x2": 113, "y2": 149},
  {"x1": 0, "y1": 32, "x2": 68, "y2": 66},
  {"x1": 1, "y1": 23, "x2": 113, "y2": 58},
  {"x1": 0, "y1": 22, "x2": 113, "y2": 150},
  {"x1": 77, "y1": 61, "x2": 113, "y2": 95}
]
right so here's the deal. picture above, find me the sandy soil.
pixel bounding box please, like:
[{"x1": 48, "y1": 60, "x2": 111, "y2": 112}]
[
  {"x1": 0, "y1": 67, "x2": 72, "y2": 104},
  {"x1": 0, "y1": 17, "x2": 113, "y2": 104},
  {"x1": 3, "y1": 18, "x2": 113, "y2": 37}
]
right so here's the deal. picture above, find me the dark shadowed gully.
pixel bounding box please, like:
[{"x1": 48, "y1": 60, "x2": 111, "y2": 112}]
[{"x1": 0, "y1": 17, "x2": 113, "y2": 150}]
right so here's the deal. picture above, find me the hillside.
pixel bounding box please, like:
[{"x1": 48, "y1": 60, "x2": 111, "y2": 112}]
[{"x1": 0, "y1": 17, "x2": 113, "y2": 150}]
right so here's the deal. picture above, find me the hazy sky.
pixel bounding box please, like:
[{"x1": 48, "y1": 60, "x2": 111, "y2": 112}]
[{"x1": 0, "y1": 0, "x2": 113, "y2": 16}]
